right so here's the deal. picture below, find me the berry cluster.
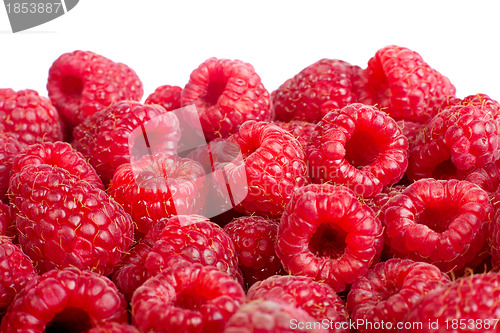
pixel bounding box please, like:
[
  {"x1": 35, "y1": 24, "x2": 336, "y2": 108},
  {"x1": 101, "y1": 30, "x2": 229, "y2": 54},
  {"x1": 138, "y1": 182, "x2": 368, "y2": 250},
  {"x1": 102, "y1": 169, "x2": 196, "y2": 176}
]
[{"x1": 0, "y1": 45, "x2": 498, "y2": 332}]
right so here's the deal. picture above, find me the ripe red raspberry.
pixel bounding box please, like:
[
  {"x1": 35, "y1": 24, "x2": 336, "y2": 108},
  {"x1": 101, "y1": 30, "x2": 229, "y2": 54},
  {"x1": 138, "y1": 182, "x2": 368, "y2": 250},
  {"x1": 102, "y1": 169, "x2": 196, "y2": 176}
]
[
  {"x1": 0, "y1": 202, "x2": 12, "y2": 237},
  {"x1": 271, "y1": 58, "x2": 368, "y2": 123},
  {"x1": 273, "y1": 120, "x2": 316, "y2": 150},
  {"x1": 442, "y1": 93, "x2": 500, "y2": 117},
  {"x1": 401, "y1": 272, "x2": 500, "y2": 333},
  {"x1": 112, "y1": 215, "x2": 243, "y2": 300},
  {"x1": 0, "y1": 267, "x2": 128, "y2": 333},
  {"x1": 223, "y1": 216, "x2": 285, "y2": 287},
  {"x1": 9, "y1": 164, "x2": 134, "y2": 275},
  {"x1": 0, "y1": 236, "x2": 37, "y2": 312},
  {"x1": 0, "y1": 88, "x2": 63, "y2": 145},
  {"x1": 0, "y1": 132, "x2": 25, "y2": 201},
  {"x1": 396, "y1": 120, "x2": 424, "y2": 150},
  {"x1": 11, "y1": 141, "x2": 104, "y2": 190},
  {"x1": 347, "y1": 259, "x2": 451, "y2": 333},
  {"x1": 464, "y1": 159, "x2": 500, "y2": 193},
  {"x1": 220, "y1": 120, "x2": 309, "y2": 218},
  {"x1": 306, "y1": 103, "x2": 409, "y2": 197},
  {"x1": 181, "y1": 57, "x2": 272, "y2": 140},
  {"x1": 131, "y1": 261, "x2": 245, "y2": 333},
  {"x1": 145, "y1": 84, "x2": 182, "y2": 111},
  {"x1": 47, "y1": 50, "x2": 143, "y2": 128},
  {"x1": 361, "y1": 45, "x2": 456, "y2": 123},
  {"x1": 407, "y1": 104, "x2": 500, "y2": 181},
  {"x1": 72, "y1": 100, "x2": 179, "y2": 184},
  {"x1": 489, "y1": 187, "x2": 500, "y2": 270},
  {"x1": 247, "y1": 275, "x2": 349, "y2": 332},
  {"x1": 87, "y1": 323, "x2": 141, "y2": 333},
  {"x1": 276, "y1": 184, "x2": 384, "y2": 292},
  {"x1": 224, "y1": 299, "x2": 328, "y2": 333},
  {"x1": 381, "y1": 178, "x2": 492, "y2": 273}
]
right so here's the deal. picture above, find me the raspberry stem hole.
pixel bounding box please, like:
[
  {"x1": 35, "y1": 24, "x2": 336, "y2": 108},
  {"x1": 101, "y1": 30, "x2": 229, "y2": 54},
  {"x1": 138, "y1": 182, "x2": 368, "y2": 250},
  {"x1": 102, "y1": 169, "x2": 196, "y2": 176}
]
[
  {"x1": 344, "y1": 131, "x2": 381, "y2": 168},
  {"x1": 416, "y1": 205, "x2": 457, "y2": 233},
  {"x1": 46, "y1": 307, "x2": 92, "y2": 333},
  {"x1": 204, "y1": 79, "x2": 227, "y2": 106},
  {"x1": 308, "y1": 223, "x2": 347, "y2": 259},
  {"x1": 60, "y1": 75, "x2": 83, "y2": 99}
]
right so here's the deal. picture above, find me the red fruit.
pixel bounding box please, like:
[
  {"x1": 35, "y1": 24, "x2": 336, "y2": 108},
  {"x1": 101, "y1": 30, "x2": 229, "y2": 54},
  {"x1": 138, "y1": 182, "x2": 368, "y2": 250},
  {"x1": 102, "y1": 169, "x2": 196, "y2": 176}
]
[
  {"x1": 306, "y1": 103, "x2": 409, "y2": 197},
  {"x1": 401, "y1": 272, "x2": 500, "y2": 333},
  {"x1": 108, "y1": 152, "x2": 206, "y2": 236},
  {"x1": 181, "y1": 57, "x2": 272, "y2": 140},
  {"x1": 47, "y1": 50, "x2": 143, "y2": 128},
  {"x1": 360, "y1": 45, "x2": 456, "y2": 123},
  {"x1": 347, "y1": 258, "x2": 450, "y2": 333},
  {"x1": 0, "y1": 267, "x2": 128, "y2": 333},
  {"x1": 271, "y1": 58, "x2": 368, "y2": 123},
  {"x1": 87, "y1": 323, "x2": 141, "y2": 333},
  {"x1": 0, "y1": 88, "x2": 63, "y2": 145},
  {"x1": 223, "y1": 216, "x2": 286, "y2": 287},
  {"x1": 247, "y1": 275, "x2": 349, "y2": 332},
  {"x1": 11, "y1": 141, "x2": 104, "y2": 190},
  {"x1": 489, "y1": 187, "x2": 500, "y2": 269},
  {"x1": 396, "y1": 120, "x2": 424, "y2": 150},
  {"x1": 145, "y1": 84, "x2": 182, "y2": 111},
  {"x1": 221, "y1": 120, "x2": 309, "y2": 218},
  {"x1": 224, "y1": 299, "x2": 328, "y2": 333},
  {"x1": 9, "y1": 164, "x2": 134, "y2": 275},
  {"x1": 0, "y1": 236, "x2": 37, "y2": 312},
  {"x1": 72, "y1": 100, "x2": 180, "y2": 184},
  {"x1": 381, "y1": 178, "x2": 492, "y2": 273},
  {"x1": 276, "y1": 183, "x2": 384, "y2": 292},
  {"x1": 0, "y1": 202, "x2": 12, "y2": 237},
  {"x1": 273, "y1": 120, "x2": 316, "y2": 150},
  {"x1": 0, "y1": 132, "x2": 25, "y2": 201},
  {"x1": 464, "y1": 159, "x2": 500, "y2": 193},
  {"x1": 408, "y1": 104, "x2": 500, "y2": 181},
  {"x1": 131, "y1": 261, "x2": 245, "y2": 333}
]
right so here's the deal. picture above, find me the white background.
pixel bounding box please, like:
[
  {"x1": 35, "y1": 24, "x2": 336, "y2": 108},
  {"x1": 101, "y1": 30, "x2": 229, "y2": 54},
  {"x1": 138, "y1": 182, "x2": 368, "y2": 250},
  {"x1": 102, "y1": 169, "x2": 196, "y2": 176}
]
[{"x1": 0, "y1": 0, "x2": 499, "y2": 102}]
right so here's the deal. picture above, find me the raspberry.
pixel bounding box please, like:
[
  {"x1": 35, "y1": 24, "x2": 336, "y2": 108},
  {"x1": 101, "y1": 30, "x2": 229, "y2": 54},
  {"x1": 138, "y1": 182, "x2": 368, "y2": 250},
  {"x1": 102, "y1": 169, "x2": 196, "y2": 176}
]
[
  {"x1": 489, "y1": 187, "x2": 500, "y2": 270},
  {"x1": 181, "y1": 57, "x2": 272, "y2": 140},
  {"x1": 464, "y1": 159, "x2": 500, "y2": 193},
  {"x1": 0, "y1": 202, "x2": 12, "y2": 237},
  {"x1": 306, "y1": 103, "x2": 409, "y2": 197},
  {"x1": 444, "y1": 93, "x2": 500, "y2": 118},
  {"x1": 87, "y1": 323, "x2": 141, "y2": 333},
  {"x1": 381, "y1": 178, "x2": 492, "y2": 273},
  {"x1": 108, "y1": 152, "x2": 206, "y2": 236},
  {"x1": 271, "y1": 58, "x2": 368, "y2": 123},
  {"x1": 0, "y1": 88, "x2": 63, "y2": 145},
  {"x1": 346, "y1": 259, "x2": 450, "y2": 333},
  {"x1": 221, "y1": 120, "x2": 309, "y2": 218},
  {"x1": 47, "y1": 50, "x2": 143, "y2": 128},
  {"x1": 112, "y1": 215, "x2": 243, "y2": 301},
  {"x1": 396, "y1": 120, "x2": 424, "y2": 150},
  {"x1": 401, "y1": 272, "x2": 500, "y2": 333},
  {"x1": 72, "y1": 100, "x2": 179, "y2": 184},
  {"x1": 224, "y1": 299, "x2": 328, "y2": 333},
  {"x1": 223, "y1": 216, "x2": 285, "y2": 287},
  {"x1": 276, "y1": 183, "x2": 384, "y2": 292},
  {"x1": 131, "y1": 261, "x2": 245, "y2": 333},
  {"x1": 0, "y1": 267, "x2": 128, "y2": 333},
  {"x1": 247, "y1": 275, "x2": 349, "y2": 331},
  {"x1": 0, "y1": 132, "x2": 25, "y2": 201},
  {"x1": 407, "y1": 104, "x2": 500, "y2": 181},
  {"x1": 273, "y1": 120, "x2": 316, "y2": 150},
  {"x1": 145, "y1": 84, "x2": 182, "y2": 111},
  {"x1": 0, "y1": 236, "x2": 37, "y2": 312},
  {"x1": 360, "y1": 45, "x2": 456, "y2": 123},
  {"x1": 11, "y1": 141, "x2": 104, "y2": 190},
  {"x1": 9, "y1": 164, "x2": 134, "y2": 275}
]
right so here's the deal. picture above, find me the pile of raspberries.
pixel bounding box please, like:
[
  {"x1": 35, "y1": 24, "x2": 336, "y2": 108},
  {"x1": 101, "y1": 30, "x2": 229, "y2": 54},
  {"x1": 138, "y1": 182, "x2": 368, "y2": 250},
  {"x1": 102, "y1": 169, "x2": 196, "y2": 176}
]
[{"x1": 0, "y1": 45, "x2": 499, "y2": 332}]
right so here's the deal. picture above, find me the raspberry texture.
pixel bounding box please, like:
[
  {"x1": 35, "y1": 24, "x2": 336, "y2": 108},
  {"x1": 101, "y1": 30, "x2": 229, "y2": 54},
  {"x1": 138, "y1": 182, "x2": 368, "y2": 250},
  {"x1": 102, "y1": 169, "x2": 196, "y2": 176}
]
[
  {"x1": 346, "y1": 258, "x2": 451, "y2": 333},
  {"x1": 271, "y1": 58, "x2": 368, "y2": 123},
  {"x1": 220, "y1": 120, "x2": 309, "y2": 218},
  {"x1": 224, "y1": 299, "x2": 328, "y2": 333},
  {"x1": 276, "y1": 183, "x2": 384, "y2": 292},
  {"x1": 0, "y1": 132, "x2": 25, "y2": 201},
  {"x1": 0, "y1": 236, "x2": 37, "y2": 312},
  {"x1": 47, "y1": 50, "x2": 143, "y2": 128},
  {"x1": 0, "y1": 202, "x2": 11, "y2": 237},
  {"x1": 87, "y1": 323, "x2": 141, "y2": 333},
  {"x1": 145, "y1": 84, "x2": 183, "y2": 111},
  {"x1": 11, "y1": 140, "x2": 104, "y2": 190},
  {"x1": 306, "y1": 103, "x2": 409, "y2": 197},
  {"x1": 181, "y1": 57, "x2": 272, "y2": 140},
  {"x1": 408, "y1": 104, "x2": 500, "y2": 181},
  {"x1": 108, "y1": 152, "x2": 206, "y2": 236},
  {"x1": 273, "y1": 120, "x2": 316, "y2": 150},
  {"x1": 401, "y1": 272, "x2": 500, "y2": 333},
  {"x1": 360, "y1": 45, "x2": 456, "y2": 123},
  {"x1": 0, "y1": 267, "x2": 128, "y2": 333},
  {"x1": 489, "y1": 187, "x2": 500, "y2": 270},
  {"x1": 72, "y1": 100, "x2": 179, "y2": 184},
  {"x1": 112, "y1": 215, "x2": 243, "y2": 301},
  {"x1": 9, "y1": 164, "x2": 134, "y2": 275},
  {"x1": 247, "y1": 275, "x2": 350, "y2": 332},
  {"x1": 223, "y1": 216, "x2": 286, "y2": 287},
  {"x1": 0, "y1": 88, "x2": 63, "y2": 145},
  {"x1": 381, "y1": 178, "x2": 492, "y2": 273},
  {"x1": 131, "y1": 261, "x2": 245, "y2": 333}
]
